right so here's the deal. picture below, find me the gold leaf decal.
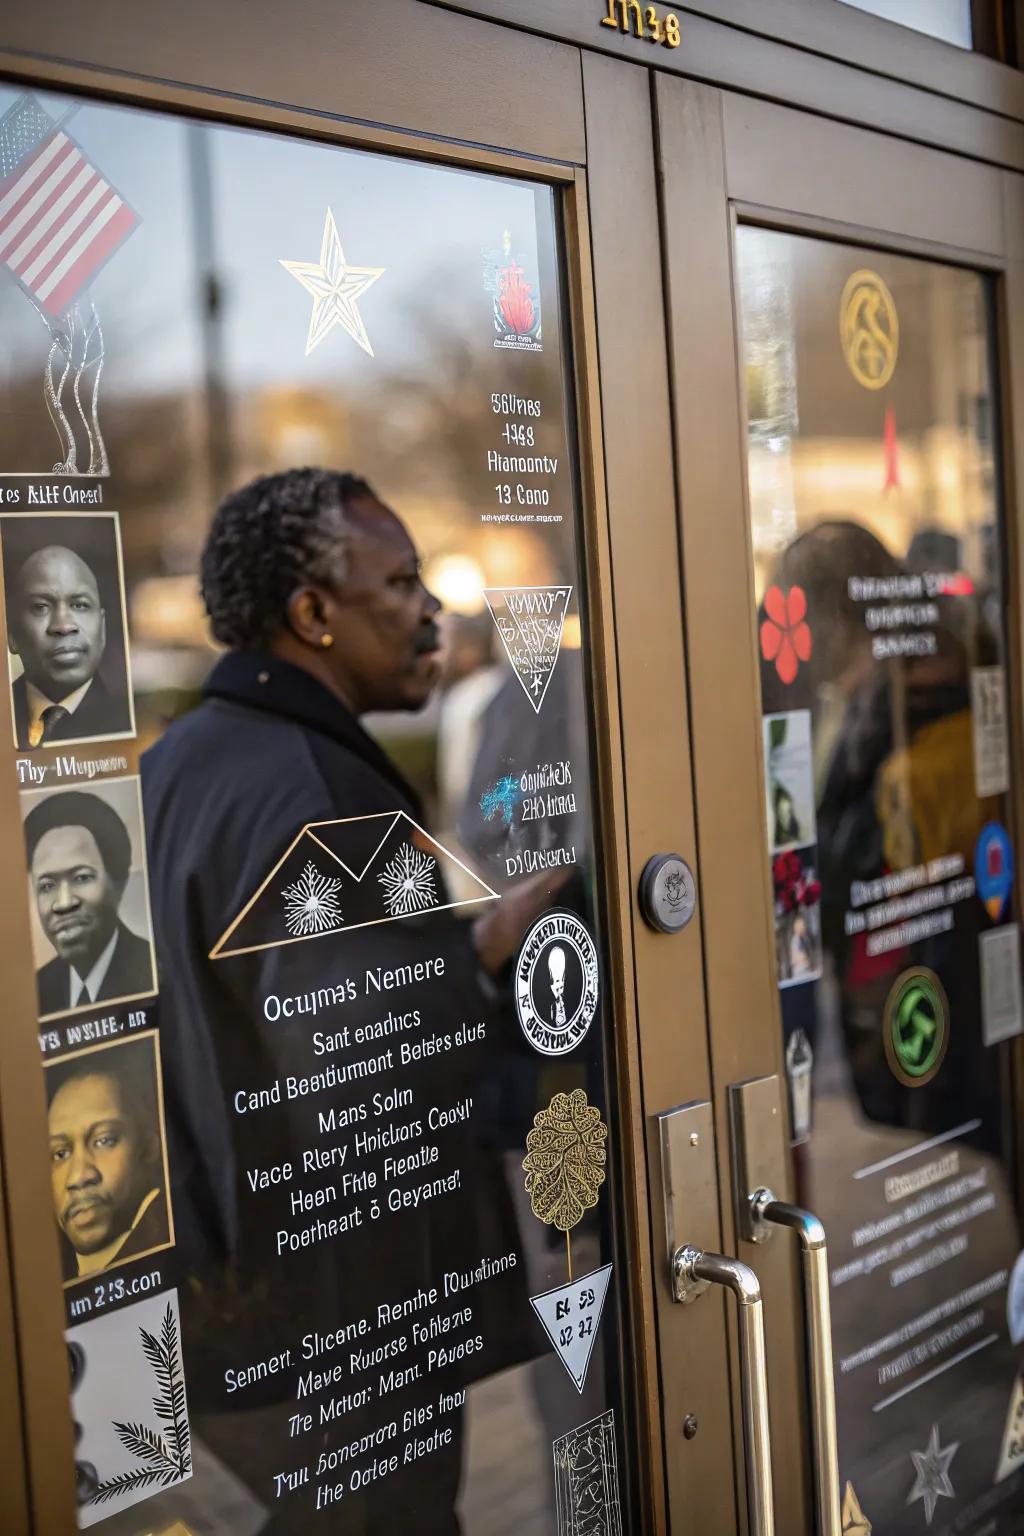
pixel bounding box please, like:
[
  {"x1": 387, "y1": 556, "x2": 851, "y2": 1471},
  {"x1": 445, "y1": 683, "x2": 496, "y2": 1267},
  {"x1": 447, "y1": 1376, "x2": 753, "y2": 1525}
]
[{"x1": 523, "y1": 1088, "x2": 608, "y2": 1233}]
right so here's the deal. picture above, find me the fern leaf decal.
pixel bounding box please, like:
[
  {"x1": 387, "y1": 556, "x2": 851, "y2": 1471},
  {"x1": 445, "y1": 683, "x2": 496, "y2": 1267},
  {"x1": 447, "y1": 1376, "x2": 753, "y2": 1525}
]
[
  {"x1": 85, "y1": 1295, "x2": 192, "y2": 1508},
  {"x1": 88, "y1": 1467, "x2": 168, "y2": 1505},
  {"x1": 111, "y1": 1422, "x2": 174, "y2": 1466}
]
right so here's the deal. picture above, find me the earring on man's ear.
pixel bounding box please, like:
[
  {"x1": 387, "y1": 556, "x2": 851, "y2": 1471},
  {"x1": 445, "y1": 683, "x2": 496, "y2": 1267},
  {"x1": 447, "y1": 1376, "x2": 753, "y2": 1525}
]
[{"x1": 320, "y1": 633, "x2": 334, "y2": 649}]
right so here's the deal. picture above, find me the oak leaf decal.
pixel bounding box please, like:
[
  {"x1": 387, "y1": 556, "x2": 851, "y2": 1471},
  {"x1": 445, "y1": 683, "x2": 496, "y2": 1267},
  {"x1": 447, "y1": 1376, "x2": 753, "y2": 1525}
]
[{"x1": 523, "y1": 1088, "x2": 607, "y2": 1232}]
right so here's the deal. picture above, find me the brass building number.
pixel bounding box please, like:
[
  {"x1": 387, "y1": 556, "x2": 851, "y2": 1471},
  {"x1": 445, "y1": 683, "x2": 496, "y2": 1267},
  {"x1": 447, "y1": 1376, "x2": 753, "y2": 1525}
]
[{"x1": 600, "y1": 0, "x2": 682, "y2": 47}]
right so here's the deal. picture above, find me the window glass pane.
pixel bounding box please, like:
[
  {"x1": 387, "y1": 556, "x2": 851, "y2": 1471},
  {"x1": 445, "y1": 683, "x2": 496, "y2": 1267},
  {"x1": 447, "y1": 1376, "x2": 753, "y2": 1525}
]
[
  {"x1": 737, "y1": 225, "x2": 1023, "y2": 1533},
  {"x1": 837, "y1": 0, "x2": 973, "y2": 49},
  {"x1": 0, "y1": 84, "x2": 635, "y2": 1533}
]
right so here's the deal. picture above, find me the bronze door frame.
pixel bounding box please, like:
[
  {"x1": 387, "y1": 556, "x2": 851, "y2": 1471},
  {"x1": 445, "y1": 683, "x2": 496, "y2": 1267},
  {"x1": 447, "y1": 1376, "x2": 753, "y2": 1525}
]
[
  {"x1": 655, "y1": 68, "x2": 1024, "y2": 1533},
  {"x1": 0, "y1": 4, "x2": 721, "y2": 1530}
]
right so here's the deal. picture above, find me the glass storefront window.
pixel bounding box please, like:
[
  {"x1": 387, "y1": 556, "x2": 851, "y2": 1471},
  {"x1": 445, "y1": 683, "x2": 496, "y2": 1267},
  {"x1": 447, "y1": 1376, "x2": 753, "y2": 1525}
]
[
  {"x1": 0, "y1": 84, "x2": 635, "y2": 1532},
  {"x1": 738, "y1": 225, "x2": 1023, "y2": 1533},
  {"x1": 837, "y1": 0, "x2": 973, "y2": 49}
]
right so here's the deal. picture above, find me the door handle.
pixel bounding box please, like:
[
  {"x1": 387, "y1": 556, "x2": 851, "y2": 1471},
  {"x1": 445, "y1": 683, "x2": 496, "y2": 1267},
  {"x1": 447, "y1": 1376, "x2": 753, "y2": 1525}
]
[
  {"x1": 728, "y1": 1074, "x2": 841, "y2": 1536},
  {"x1": 671, "y1": 1245, "x2": 775, "y2": 1536},
  {"x1": 748, "y1": 1194, "x2": 841, "y2": 1536}
]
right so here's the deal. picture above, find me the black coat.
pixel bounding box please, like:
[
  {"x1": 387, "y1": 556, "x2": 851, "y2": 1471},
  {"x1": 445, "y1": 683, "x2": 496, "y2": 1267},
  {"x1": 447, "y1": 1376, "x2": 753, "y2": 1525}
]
[
  {"x1": 141, "y1": 653, "x2": 531, "y2": 1525},
  {"x1": 12, "y1": 671, "x2": 132, "y2": 749},
  {"x1": 37, "y1": 919, "x2": 154, "y2": 1018}
]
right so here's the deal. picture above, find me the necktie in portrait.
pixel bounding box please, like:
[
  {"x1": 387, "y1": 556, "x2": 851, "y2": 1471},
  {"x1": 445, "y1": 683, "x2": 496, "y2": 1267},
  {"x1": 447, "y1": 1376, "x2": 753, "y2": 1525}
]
[{"x1": 29, "y1": 705, "x2": 69, "y2": 747}]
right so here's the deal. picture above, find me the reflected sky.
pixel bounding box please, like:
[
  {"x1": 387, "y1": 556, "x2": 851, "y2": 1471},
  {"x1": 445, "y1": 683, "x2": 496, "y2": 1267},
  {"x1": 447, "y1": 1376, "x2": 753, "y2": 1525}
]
[{"x1": 0, "y1": 86, "x2": 543, "y2": 396}]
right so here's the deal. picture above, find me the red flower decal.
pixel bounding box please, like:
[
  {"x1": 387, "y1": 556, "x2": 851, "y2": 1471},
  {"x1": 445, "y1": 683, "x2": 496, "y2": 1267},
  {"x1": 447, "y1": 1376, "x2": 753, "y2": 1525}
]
[
  {"x1": 498, "y1": 261, "x2": 537, "y2": 336},
  {"x1": 772, "y1": 852, "x2": 821, "y2": 912},
  {"x1": 760, "y1": 585, "x2": 812, "y2": 685}
]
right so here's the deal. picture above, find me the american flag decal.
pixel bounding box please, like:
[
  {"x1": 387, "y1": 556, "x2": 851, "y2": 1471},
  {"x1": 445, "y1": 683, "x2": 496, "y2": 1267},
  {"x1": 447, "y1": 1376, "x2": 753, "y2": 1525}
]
[{"x1": 0, "y1": 96, "x2": 138, "y2": 320}]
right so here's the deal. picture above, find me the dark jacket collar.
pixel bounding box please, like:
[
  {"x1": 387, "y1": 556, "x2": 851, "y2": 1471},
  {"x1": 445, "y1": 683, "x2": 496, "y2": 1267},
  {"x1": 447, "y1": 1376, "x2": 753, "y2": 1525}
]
[{"x1": 203, "y1": 650, "x2": 423, "y2": 816}]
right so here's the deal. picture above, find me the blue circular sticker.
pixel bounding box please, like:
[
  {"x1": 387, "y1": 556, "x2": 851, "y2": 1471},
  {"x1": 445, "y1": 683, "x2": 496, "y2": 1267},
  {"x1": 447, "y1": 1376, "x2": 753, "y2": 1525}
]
[{"x1": 975, "y1": 822, "x2": 1014, "y2": 923}]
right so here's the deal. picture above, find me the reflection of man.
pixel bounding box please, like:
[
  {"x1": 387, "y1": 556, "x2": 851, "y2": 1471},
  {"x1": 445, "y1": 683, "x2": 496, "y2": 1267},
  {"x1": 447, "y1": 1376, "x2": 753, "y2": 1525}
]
[
  {"x1": 25, "y1": 791, "x2": 153, "y2": 1015},
  {"x1": 7, "y1": 544, "x2": 129, "y2": 747},
  {"x1": 142, "y1": 470, "x2": 551, "y2": 1530},
  {"x1": 48, "y1": 1046, "x2": 169, "y2": 1280}
]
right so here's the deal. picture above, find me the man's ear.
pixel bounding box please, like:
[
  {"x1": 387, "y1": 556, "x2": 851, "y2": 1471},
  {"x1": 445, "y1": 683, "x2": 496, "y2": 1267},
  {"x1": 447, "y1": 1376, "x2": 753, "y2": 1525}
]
[
  {"x1": 7, "y1": 630, "x2": 19, "y2": 658},
  {"x1": 285, "y1": 586, "x2": 330, "y2": 649}
]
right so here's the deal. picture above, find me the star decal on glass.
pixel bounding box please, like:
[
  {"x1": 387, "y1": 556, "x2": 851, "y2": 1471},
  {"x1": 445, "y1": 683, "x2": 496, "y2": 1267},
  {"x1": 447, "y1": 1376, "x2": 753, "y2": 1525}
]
[
  {"x1": 282, "y1": 860, "x2": 344, "y2": 937},
  {"x1": 377, "y1": 843, "x2": 438, "y2": 918},
  {"x1": 907, "y1": 1423, "x2": 958, "y2": 1526},
  {"x1": 279, "y1": 207, "x2": 385, "y2": 357}
]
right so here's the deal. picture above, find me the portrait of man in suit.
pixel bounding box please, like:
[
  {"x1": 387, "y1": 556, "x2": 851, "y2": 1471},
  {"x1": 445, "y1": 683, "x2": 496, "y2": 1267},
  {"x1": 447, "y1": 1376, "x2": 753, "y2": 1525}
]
[
  {"x1": 2, "y1": 515, "x2": 134, "y2": 749},
  {"x1": 24, "y1": 787, "x2": 155, "y2": 1018},
  {"x1": 47, "y1": 1035, "x2": 172, "y2": 1282}
]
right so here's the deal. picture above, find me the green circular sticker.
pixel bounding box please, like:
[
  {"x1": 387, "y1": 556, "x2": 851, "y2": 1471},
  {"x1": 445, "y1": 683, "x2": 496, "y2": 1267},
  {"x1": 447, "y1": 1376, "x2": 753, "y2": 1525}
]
[{"x1": 884, "y1": 967, "x2": 949, "y2": 1086}]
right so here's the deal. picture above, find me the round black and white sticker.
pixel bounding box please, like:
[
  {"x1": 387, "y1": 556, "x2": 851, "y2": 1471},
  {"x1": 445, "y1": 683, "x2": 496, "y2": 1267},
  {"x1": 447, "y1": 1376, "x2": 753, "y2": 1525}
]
[{"x1": 515, "y1": 909, "x2": 599, "y2": 1056}]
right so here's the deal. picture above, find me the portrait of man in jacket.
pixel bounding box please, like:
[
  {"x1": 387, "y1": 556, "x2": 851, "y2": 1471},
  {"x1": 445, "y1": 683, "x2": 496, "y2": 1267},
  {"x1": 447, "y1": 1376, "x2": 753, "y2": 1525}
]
[
  {"x1": 5, "y1": 529, "x2": 134, "y2": 748},
  {"x1": 24, "y1": 787, "x2": 155, "y2": 1018},
  {"x1": 47, "y1": 1034, "x2": 172, "y2": 1283}
]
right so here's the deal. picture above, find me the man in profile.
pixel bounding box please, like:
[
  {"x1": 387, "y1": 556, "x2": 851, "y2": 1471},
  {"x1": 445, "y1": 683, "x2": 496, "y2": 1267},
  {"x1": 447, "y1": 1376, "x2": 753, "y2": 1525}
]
[
  {"x1": 7, "y1": 543, "x2": 130, "y2": 747},
  {"x1": 24, "y1": 790, "x2": 154, "y2": 1016},
  {"x1": 48, "y1": 1043, "x2": 170, "y2": 1280}
]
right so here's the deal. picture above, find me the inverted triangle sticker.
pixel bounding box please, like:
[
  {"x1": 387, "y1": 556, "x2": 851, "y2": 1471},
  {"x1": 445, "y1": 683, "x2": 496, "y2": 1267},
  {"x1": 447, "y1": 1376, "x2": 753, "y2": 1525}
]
[
  {"x1": 530, "y1": 1262, "x2": 611, "y2": 1392},
  {"x1": 483, "y1": 585, "x2": 572, "y2": 713},
  {"x1": 211, "y1": 811, "x2": 498, "y2": 959}
]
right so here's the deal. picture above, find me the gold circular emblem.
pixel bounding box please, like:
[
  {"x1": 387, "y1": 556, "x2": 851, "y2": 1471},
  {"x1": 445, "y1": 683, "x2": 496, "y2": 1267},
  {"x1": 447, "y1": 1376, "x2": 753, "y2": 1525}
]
[{"x1": 840, "y1": 269, "x2": 899, "y2": 390}]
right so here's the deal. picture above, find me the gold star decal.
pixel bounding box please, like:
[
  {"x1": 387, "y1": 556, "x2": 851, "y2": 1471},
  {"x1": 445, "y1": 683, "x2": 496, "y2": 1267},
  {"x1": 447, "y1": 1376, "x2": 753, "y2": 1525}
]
[{"x1": 279, "y1": 208, "x2": 385, "y2": 357}]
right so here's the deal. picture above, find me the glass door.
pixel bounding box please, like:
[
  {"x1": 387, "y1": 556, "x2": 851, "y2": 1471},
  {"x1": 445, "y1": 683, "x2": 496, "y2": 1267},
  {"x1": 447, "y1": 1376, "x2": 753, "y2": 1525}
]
[
  {"x1": 739, "y1": 228, "x2": 1021, "y2": 1534},
  {"x1": 657, "y1": 74, "x2": 1024, "y2": 1536},
  {"x1": 0, "y1": 65, "x2": 665, "y2": 1534}
]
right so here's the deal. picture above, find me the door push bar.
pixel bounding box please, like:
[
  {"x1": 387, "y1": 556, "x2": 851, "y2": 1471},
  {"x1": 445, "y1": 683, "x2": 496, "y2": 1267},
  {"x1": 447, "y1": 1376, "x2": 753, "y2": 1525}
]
[
  {"x1": 658, "y1": 1101, "x2": 777, "y2": 1536},
  {"x1": 731, "y1": 1077, "x2": 842, "y2": 1536},
  {"x1": 672, "y1": 1245, "x2": 776, "y2": 1536}
]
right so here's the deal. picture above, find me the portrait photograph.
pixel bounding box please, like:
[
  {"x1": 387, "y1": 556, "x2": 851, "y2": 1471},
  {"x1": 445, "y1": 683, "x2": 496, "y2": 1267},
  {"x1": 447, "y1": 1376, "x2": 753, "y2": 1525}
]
[
  {"x1": 0, "y1": 511, "x2": 135, "y2": 751},
  {"x1": 21, "y1": 774, "x2": 156, "y2": 1021},
  {"x1": 46, "y1": 1030, "x2": 174, "y2": 1287},
  {"x1": 764, "y1": 709, "x2": 818, "y2": 855},
  {"x1": 773, "y1": 846, "x2": 824, "y2": 990}
]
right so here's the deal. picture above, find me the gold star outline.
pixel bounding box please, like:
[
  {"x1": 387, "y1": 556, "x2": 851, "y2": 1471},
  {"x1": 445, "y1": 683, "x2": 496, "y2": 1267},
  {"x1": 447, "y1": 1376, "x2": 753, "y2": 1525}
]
[{"x1": 279, "y1": 207, "x2": 385, "y2": 357}]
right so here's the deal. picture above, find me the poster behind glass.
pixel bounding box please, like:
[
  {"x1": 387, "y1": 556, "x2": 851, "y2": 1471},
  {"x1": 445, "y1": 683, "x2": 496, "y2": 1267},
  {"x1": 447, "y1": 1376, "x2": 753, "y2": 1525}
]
[
  {"x1": 0, "y1": 85, "x2": 633, "y2": 1533},
  {"x1": 738, "y1": 225, "x2": 1024, "y2": 1534}
]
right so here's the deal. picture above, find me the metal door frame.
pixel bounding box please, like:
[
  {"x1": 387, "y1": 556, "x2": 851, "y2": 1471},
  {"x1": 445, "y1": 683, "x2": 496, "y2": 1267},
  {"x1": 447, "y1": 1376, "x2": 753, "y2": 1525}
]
[
  {"x1": 655, "y1": 68, "x2": 1024, "y2": 1533},
  {"x1": 0, "y1": 3, "x2": 716, "y2": 1529}
]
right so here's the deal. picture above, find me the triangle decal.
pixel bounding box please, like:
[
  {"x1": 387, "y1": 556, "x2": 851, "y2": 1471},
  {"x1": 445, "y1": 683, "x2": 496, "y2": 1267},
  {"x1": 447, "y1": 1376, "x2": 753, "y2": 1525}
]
[
  {"x1": 530, "y1": 1263, "x2": 611, "y2": 1392},
  {"x1": 210, "y1": 810, "x2": 499, "y2": 959},
  {"x1": 483, "y1": 585, "x2": 572, "y2": 714},
  {"x1": 841, "y1": 1481, "x2": 872, "y2": 1535}
]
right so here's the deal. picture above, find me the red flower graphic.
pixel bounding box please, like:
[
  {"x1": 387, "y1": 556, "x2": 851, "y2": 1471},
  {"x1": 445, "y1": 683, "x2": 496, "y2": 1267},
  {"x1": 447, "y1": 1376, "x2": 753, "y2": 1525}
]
[
  {"x1": 499, "y1": 261, "x2": 537, "y2": 336},
  {"x1": 760, "y1": 585, "x2": 811, "y2": 685},
  {"x1": 772, "y1": 852, "x2": 821, "y2": 913}
]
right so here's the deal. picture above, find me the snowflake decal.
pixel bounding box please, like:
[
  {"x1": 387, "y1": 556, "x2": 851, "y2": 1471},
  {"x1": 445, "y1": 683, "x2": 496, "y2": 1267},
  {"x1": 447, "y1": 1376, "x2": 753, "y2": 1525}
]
[
  {"x1": 378, "y1": 843, "x2": 438, "y2": 917},
  {"x1": 282, "y1": 860, "x2": 344, "y2": 937}
]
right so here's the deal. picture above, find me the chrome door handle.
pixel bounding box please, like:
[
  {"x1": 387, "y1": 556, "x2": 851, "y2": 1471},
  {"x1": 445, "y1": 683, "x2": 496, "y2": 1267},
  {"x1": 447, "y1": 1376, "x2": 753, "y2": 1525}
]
[
  {"x1": 671, "y1": 1245, "x2": 775, "y2": 1536},
  {"x1": 749, "y1": 1193, "x2": 841, "y2": 1536}
]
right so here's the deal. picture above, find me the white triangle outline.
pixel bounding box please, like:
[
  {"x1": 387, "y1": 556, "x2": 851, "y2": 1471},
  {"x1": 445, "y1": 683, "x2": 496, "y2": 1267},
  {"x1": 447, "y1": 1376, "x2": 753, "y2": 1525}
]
[
  {"x1": 482, "y1": 585, "x2": 572, "y2": 715},
  {"x1": 210, "y1": 810, "x2": 499, "y2": 959},
  {"x1": 530, "y1": 1262, "x2": 612, "y2": 1393}
]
